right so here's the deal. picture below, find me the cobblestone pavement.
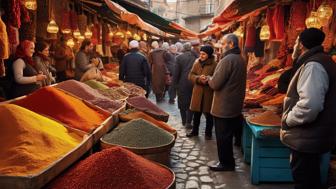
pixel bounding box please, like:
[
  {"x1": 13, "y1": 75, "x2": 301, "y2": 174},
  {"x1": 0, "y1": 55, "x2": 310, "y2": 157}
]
[{"x1": 149, "y1": 94, "x2": 296, "y2": 189}]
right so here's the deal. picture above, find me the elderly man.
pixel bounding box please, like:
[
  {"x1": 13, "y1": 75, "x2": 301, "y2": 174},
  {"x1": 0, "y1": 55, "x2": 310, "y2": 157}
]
[
  {"x1": 201, "y1": 34, "x2": 246, "y2": 171},
  {"x1": 119, "y1": 40, "x2": 151, "y2": 97},
  {"x1": 281, "y1": 28, "x2": 336, "y2": 189}
]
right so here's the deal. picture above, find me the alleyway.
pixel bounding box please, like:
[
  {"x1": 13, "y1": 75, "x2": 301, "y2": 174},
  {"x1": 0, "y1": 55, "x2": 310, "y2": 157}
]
[{"x1": 149, "y1": 94, "x2": 294, "y2": 189}]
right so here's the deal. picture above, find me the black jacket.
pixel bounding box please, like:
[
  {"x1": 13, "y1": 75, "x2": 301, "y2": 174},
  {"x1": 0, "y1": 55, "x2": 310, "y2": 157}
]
[{"x1": 119, "y1": 49, "x2": 151, "y2": 90}]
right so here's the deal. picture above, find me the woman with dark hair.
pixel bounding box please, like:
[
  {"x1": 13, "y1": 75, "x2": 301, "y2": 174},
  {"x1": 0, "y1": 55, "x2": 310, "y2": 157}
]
[
  {"x1": 33, "y1": 41, "x2": 55, "y2": 86},
  {"x1": 11, "y1": 40, "x2": 47, "y2": 98},
  {"x1": 75, "y1": 39, "x2": 98, "y2": 80}
]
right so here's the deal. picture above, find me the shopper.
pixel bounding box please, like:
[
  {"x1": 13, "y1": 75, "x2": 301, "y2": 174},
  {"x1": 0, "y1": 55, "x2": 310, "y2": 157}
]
[
  {"x1": 187, "y1": 45, "x2": 216, "y2": 140},
  {"x1": 53, "y1": 36, "x2": 74, "y2": 82},
  {"x1": 173, "y1": 42, "x2": 197, "y2": 128},
  {"x1": 119, "y1": 40, "x2": 151, "y2": 97},
  {"x1": 11, "y1": 40, "x2": 47, "y2": 98},
  {"x1": 33, "y1": 41, "x2": 56, "y2": 86},
  {"x1": 75, "y1": 39, "x2": 97, "y2": 80},
  {"x1": 166, "y1": 44, "x2": 178, "y2": 104},
  {"x1": 148, "y1": 41, "x2": 169, "y2": 102},
  {"x1": 203, "y1": 34, "x2": 246, "y2": 171},
  {"x1": 280, "y1": 28, "x2": 336, "y2": 189}
]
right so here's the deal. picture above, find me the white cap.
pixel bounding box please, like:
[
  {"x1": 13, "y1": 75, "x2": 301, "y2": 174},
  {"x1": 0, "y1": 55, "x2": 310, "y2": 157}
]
[
  {"x1": 151, "y1": 41, "x2": 159, "y2": 49},
  {"x1": 129, "y1": 40, "x2": 139, "y2": 49}
]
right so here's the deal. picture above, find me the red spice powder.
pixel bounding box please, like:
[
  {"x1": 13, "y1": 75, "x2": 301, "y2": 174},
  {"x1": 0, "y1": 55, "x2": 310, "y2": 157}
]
[
  {"x1": 47, "y1": 147, "x2": 174, "y2": 189},
  {"x1": 13, "y1": 87, "x2": 109, "y2": 133}
]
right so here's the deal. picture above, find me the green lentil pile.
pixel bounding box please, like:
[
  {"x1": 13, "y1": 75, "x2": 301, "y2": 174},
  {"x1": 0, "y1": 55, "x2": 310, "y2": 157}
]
[{"x1": 102, "y1": 119, "x2": 174, "y2": 148}]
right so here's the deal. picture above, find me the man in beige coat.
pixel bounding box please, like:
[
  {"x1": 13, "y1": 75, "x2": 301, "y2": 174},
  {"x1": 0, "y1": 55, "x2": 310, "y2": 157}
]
[{"x1": 202, "y1": 34, "x2": 246, "y2": 171}]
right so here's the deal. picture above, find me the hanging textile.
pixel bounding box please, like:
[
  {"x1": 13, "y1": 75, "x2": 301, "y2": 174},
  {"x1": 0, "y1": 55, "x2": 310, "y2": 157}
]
[
  {"x1": 70, "y1": 10, "x2": 78, "y2": 31},
  {"x1": 78, "y1": 14, "x2": 87, "y2": 35},
  {"x1": 244, "y1": 25, "x2": 257, "y2": 53},
  {"x1": 266, "y1": 8, "x2": 276, "y2": 40},
  {"x1": 255, "y1": 27, "x2": 265, "y2": 57},
  {"x1": 61, "y1": 11, "x2": 71, "y2": 32},
  {"x1": 0, "y1": 16, "x2": 9, "y2": 60},
  {"x1": 272, "y1": 5, "x2": 285, "y2": 41}
]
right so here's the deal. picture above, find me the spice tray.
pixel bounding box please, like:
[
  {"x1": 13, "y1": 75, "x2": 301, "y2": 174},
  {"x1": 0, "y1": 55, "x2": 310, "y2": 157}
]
[
  {"x1": 157, "y1": 163, "x2": 176, "y2": 189},
  {"x1": 0, "y1": 124, "x2": 92, "y2": 189}
]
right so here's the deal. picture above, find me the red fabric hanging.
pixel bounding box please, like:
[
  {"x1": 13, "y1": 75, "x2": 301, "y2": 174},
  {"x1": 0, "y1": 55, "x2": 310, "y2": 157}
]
[
  {"x1": 266, "y1": 8, "x2": 276, "y2": 40},
  {"x1": 272, "y1": 5, "x2": 285, "y2": 41},
  {"x1": 61, "y1": 11, "x2": 71, "y2": 32},
  {"x1": 244, "y1": 25, "x2": 256, "y2": 52},
  {"x1": 70, "y1": 11, "x2": 78, "y2": 31},
  {"x1": 91, "y1": 23, "x2": 101, "y2": 45}
]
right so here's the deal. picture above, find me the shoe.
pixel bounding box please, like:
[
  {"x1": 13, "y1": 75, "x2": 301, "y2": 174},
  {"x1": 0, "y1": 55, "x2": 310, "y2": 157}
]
[
  {"x1": 186, "y1": 131, "x2": 198, "y2": 137},
  {"x1": 185, "y1": 123, "x2": 193, "y2": 129},
  {"x1": 208, "y1": 162, "x2": 235, "y2": 172}
]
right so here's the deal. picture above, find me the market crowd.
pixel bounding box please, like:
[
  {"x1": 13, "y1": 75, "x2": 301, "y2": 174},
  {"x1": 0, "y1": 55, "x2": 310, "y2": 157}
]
[{"x1": 1, "y1": 27, "x2": 336, "y2": 189}]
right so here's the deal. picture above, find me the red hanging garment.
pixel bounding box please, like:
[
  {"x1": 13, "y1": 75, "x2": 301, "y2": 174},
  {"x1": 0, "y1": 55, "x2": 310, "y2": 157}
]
[
  {"x1": 244, "y1": 25, "x2": 256, "y2": 52},
  {"x1": 266, "y1": 8, "x2": 276, "y2": 40},
  {"x1": 272, "y1": 5, "x2": 285, "y2": 41}
]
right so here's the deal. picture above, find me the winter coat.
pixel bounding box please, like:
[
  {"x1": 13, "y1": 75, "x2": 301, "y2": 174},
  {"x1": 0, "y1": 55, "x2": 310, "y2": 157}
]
[
  {"x1": 119, "y1": 49, "x2": 151, "y2": 90},
  {"x1": 189, "y1": 57, "x2": 217, "y2": 113},
  {"x1": 174, "y1": 51, "x2": 197, "y2": 110},
  {"x1": 208, "y1": 48, "x2": 247, "y2": 118},
  {"x1": 148, "y1": 48, "x2": 169, "y2": 95}
]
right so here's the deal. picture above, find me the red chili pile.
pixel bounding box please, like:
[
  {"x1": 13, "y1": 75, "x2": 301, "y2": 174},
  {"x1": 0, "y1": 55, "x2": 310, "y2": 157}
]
[
  {"x1": 47, "y1": 147, "x2": 173, "y2": 189},
  {"x1": 127, "y1": 96, "x2": 169, "y2": 122}
]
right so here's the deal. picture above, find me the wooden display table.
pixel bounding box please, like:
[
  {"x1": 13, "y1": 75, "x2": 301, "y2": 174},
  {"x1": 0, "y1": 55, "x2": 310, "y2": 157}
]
[{"x1": 243, "y1": 120, "x2": 330, "y2": 185}]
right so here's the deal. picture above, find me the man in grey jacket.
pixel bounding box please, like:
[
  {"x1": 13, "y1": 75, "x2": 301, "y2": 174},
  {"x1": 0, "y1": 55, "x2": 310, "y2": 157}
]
[
  {"x1": 281, "y1": 28, "x2": 336, "y2": 189},
  {"x1": 201, "y1": 34, "x2": 246, "y2": 171}
]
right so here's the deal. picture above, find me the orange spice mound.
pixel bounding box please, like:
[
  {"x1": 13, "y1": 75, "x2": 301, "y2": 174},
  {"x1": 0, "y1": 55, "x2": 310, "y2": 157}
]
[
  {"x1": 249, "y1": 111, "x2": 282, "y2": 127},
  {"x1": 14, "y1": 87, "x2": 109, "y2": 133},
  {"x1": 119, "y1": 109, "x2": 176, "y2": 134},
  {"x1": 261, "y1": 94, "x2": 285, "y2": 106}
]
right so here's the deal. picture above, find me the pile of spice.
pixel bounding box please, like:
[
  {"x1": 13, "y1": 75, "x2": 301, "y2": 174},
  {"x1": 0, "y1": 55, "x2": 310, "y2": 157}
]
[
  {"x1": 98, "y1": 87, "x2": 130, "y2": 101},
  {"x1": 48, "y1": 147, "x2": 174, "y2": 189},
  {"x1": 119, "y1": 109, "x2": 176, "y2": 135},
  {"x1": 84, "y1": 79, "x2": 109, "y2": 90},
  {"x1": 14, "y1": 87, "x2": 109, "y2": 133},
  {"x1": 102, "y1": 119, "x2": 174, "y2": 149},
  {"x1": 248, "y1": 110, "x2": 282, "y2": 126},
  {"x1": 55, "y1": 80, "x2": 124, "y2": 113},
  {"x1": 0, "y1": 104, "x2": 82, "y2": 176},
  {"x1": 127, "y1": 96, "x2": 169, "y2": 122},
  {"x1": 122, "y1": 82, "x2": 147, "y2": 97},
  {"x1": 261, "y1": 94, "x2": 285, "y2": 106}
]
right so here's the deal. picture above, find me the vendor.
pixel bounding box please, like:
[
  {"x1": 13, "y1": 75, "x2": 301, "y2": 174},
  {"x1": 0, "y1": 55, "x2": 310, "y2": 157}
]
[
  {"x1": 75, "y1": 39, "x2": 98, "y2": 80},
  {"x1": 11, "y1": 40, "x2": 47, "y2": 98}
]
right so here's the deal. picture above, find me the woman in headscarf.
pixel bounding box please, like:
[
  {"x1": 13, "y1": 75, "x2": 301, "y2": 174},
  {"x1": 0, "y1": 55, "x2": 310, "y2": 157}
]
[{"x1": 11, "y1": 40, "x2": 47, "y2": 98}]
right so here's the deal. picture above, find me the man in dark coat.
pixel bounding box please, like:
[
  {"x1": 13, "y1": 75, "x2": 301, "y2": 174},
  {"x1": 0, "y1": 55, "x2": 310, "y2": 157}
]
[
  {"x1": 119, "y1": 40, "x2": 151, "y2": 97},
  {"x1": 173, "y1": 42, "x2": 197, "y2": 128}
]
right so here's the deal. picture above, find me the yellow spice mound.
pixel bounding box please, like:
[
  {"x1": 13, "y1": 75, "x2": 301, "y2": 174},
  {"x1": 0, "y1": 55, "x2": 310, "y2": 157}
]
[{"x1": 0, "y1": 104, "x2": 82, "y2": 176}]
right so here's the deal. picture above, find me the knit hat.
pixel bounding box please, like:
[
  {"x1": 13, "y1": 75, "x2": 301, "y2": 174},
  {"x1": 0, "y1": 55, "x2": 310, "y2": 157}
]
[
  {"x1": 129, "y1": 40, "x2": 139, "y2": 49},
  {"x1": 299, "y1": 28, "x2": 325, "y2": 49},
  {"x1": 200, "y1": 45, "x2": 214, "y2": 57}
]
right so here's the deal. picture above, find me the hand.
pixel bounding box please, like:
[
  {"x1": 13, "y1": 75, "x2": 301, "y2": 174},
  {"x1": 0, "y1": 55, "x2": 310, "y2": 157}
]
[
  {"x1": 199, "y1": 75, "x2": 208, "y2": 84},
  {"x1": 36, "y1": 73, "x2": 47, "y2": 81}
]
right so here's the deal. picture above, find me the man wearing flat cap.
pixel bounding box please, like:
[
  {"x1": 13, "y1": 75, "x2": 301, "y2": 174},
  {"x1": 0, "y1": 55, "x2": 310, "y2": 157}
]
[{"x1": 281, "y1": 28, "x2": 336, "y2": 189}]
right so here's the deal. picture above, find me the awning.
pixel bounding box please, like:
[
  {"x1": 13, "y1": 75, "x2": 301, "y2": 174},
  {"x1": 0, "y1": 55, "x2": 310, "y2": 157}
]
[
  {"x1": 213, "y1": 0, "x2": 277, "y2": 25},
  {"x1": 111, "y1": 0, "x2": 198, "y2": 38},
  {"x1": 104, "y1": 0, "x2": 166, "y2": 36},
  {"x1": 198, "y1": 23, "x2": 232, "y2": 38}
]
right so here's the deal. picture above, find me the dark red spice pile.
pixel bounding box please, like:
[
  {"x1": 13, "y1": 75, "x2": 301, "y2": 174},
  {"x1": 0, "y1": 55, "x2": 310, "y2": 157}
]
[
  {"x1": 47, "y1": 147, "x2": 173, "y2": 189},
  {"x1": 127, "y1": 96, "x2": 169, "y2": 122}
]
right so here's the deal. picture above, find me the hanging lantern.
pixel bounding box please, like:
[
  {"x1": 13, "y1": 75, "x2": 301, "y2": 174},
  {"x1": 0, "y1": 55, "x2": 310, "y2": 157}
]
[
  {"x1": 115, "y1": 31, "x2": 125, "y2": 38},
  {"x1": 133, "y1": 33, "x2": 141, "y2": 41},
  {"x1": 233, "y1": 26, "x2": 244, "y2": 38},
  {"x1": 305, "y1": 11, "x2": 322, "y2": 28},
  {"x1": 47, "y1": 19, "x2": 59, "y2": 34},
  {"x1": 66, "y1": 38, "x2": 75, "y2": 48},
  {"x1": 142, "y1": 33, "x2": 148, "y2": 41},
  {"x1": 126, "y1": 30, "x2": 132, "y2": 38},
  {"x1": 109, "y1": 31, "x2": 114, "y2": 38},
  {"x1": 259, "y1": 24, "x2": 270, "y2": 41},
  {"x1": 62, "y1": 29, "x2": 72, "y2": 34},
  {"x1": 73, "y1": 29, "x2": 81, "y2": 39},
  {"x1": 84, "y1": 27, "x2": 93, "y2": 38},
  {"x1": 78, "y1": 35, "x2": 85, "y2": 41},
  {"x1": 317, "y1": 2, "x2": 333, "y2": 25},
  {"x1": 24, "y1": 0, "x2": 37, "y2": 10}
]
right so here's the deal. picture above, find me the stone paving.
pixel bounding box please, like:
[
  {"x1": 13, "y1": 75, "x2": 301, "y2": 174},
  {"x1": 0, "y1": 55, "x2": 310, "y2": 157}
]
[
  {"x1": 150, "y1": 94, "x2": 294, "y2": 189},
  {"x1": 150, "y1": 94, "x2": 336, "y2": 189}
]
